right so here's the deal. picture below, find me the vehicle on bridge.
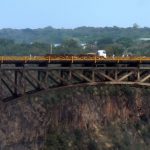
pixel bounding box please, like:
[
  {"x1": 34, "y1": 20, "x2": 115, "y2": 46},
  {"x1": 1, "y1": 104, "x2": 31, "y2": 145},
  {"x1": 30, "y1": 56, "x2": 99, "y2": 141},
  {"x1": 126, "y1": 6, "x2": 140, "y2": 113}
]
[
  {"x1": 97, "y1": 50, "x2": 107, "y2": 58},
  {"x1": 87, "y1": 50, "x2": 107, "y2": 58}
]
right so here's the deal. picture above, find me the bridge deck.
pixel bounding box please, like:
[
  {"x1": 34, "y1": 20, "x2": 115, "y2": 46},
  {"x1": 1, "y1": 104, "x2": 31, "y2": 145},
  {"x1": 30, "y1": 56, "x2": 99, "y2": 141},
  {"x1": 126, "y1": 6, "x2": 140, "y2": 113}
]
[{"x1": 0, "y1": 56, "x2": 150, "y2": 64}]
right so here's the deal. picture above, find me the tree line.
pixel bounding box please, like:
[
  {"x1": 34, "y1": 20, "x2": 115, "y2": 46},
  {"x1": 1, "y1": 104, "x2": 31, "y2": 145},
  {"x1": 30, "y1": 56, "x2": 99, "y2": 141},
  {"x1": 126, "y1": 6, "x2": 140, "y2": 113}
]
[{"x1": 0, "y1": 26, "x2": 150, "y2": 56}]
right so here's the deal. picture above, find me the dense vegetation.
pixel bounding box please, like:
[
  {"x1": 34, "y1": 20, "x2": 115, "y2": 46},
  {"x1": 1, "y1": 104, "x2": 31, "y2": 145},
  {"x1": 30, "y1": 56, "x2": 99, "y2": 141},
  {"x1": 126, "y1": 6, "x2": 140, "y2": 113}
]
[
  {"x1": 43, "y1": 86, "x2": 150, "y2": 150},
  {"x1": 0, "y1": 26, "x2": 150, "y2": 56}
]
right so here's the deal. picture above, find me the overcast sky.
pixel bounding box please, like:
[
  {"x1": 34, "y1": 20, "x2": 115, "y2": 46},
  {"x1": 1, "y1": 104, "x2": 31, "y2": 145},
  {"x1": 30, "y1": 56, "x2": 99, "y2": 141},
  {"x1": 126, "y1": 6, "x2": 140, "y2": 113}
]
[{"x1": 0, "y1": 0, "x2": 149, "y2": 29}]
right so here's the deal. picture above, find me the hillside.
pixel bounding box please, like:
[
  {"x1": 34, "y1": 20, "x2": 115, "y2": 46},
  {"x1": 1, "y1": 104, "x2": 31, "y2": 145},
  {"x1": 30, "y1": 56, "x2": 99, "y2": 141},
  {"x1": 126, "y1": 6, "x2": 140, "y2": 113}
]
[
  {"x1": 1, "y1": 26, "x2": 150, "y2": 44},
  {"x1": 1, "y1": 26, "x2": 150, "y2": 56},
  {"x1": 0, "y1": 86, "x2": 149, "y2": 149}
]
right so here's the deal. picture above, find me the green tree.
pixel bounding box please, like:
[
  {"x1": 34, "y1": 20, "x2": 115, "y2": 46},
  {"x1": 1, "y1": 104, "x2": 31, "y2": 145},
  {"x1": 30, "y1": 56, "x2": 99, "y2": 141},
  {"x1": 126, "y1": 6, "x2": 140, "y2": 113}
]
[
  {"x1": 97, "y1": 37, "x2": 113, "y2": 48},
  {"x1": 133, "y1": 23, "x2": 139, "y2": 28},
  {"x1": 62, "y1": 38, "x2": 80, "y2": 49},
  {"x1": 106, "y1": 44, "x2": 124, "y2": 56},
  {"x1": 116, "y1": 37, "x2": 133, "y2": 48}
]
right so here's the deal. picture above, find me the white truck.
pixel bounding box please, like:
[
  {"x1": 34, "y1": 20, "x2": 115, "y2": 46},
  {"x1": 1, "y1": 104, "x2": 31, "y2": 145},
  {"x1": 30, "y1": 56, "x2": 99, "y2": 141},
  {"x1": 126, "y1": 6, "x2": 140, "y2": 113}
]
[{"x1": 97, "y1": 50, "x2": 107, "y2": 58}]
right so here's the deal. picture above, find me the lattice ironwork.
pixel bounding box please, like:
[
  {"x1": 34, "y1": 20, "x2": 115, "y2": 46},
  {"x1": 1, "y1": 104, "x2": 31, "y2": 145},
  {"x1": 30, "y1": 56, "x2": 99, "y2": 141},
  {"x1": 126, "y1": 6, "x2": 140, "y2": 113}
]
[{"x1": 0, "y1": 63, "x2": 150, "y2": 102}]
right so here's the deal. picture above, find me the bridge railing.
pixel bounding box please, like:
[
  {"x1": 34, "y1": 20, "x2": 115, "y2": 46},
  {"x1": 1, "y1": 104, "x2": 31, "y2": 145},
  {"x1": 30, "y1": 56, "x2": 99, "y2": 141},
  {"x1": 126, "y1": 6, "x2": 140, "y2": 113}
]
[{"x1": 0, "y1": 55, "x2": 150, "y2": 63}]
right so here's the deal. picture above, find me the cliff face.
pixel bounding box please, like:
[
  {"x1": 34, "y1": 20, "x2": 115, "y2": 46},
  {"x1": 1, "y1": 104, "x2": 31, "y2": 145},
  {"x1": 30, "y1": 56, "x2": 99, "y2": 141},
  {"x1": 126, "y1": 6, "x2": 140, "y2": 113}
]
[{"x1": 0, "y1": 85, "x2": 149, "y2": 150}]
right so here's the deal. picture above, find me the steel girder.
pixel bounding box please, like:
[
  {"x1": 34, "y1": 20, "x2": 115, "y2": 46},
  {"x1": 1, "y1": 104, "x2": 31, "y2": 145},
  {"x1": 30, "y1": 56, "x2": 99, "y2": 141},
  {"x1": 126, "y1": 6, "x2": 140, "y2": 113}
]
[{"x1": 0, "y1": 64, "x2": 150, "y2": 102}]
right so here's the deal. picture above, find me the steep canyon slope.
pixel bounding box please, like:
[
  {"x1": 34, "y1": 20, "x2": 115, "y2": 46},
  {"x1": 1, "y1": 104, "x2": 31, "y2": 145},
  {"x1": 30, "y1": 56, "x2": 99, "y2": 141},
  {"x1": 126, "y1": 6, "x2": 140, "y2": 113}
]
[{"x1": 0, "y1": 85, "x2": 149, "y2": 150}]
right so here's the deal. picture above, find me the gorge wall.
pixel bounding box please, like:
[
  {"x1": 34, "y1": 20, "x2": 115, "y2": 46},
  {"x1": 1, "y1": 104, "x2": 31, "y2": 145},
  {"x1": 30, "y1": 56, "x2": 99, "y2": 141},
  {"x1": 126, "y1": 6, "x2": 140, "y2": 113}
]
[{"x1": 0, "y1": 85, "x2": 149, "y2": 150}]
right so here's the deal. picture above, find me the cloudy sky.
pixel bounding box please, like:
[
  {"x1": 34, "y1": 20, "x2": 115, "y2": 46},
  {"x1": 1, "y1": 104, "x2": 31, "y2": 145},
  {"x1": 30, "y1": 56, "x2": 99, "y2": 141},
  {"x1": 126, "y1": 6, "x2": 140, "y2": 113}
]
[{"x1": 0, "y1": 0, "x2": 149, "y2": 29}]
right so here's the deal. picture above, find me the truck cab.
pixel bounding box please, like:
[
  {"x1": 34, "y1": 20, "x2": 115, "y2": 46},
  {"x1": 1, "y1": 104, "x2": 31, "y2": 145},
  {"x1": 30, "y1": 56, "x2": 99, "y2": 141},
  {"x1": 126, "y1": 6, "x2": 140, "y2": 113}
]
[{"x1": 97, "y1": 50, "x2": 107, "y2": 58}]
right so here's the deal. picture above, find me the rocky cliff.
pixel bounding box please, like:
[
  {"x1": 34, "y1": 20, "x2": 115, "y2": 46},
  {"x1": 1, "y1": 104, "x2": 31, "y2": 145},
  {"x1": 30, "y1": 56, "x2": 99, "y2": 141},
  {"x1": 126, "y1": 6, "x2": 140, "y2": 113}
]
[{"x1": 0, "y1": 85, "x2": 149, "y2": 149}]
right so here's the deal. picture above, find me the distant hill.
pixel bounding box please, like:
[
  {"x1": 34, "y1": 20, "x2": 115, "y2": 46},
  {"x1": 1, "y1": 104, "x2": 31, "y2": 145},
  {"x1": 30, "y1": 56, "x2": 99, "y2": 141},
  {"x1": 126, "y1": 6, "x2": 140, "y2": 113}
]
[{"x1": 1, "y1": 26, "x2": 150, "y2": 43}]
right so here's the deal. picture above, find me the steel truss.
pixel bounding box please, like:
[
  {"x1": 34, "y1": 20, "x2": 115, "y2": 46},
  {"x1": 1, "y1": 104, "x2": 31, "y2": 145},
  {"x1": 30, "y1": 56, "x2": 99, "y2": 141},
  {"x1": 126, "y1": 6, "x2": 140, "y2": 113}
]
[{"x1": 0, "y1": 63, "x2": 150, "y2": 102}]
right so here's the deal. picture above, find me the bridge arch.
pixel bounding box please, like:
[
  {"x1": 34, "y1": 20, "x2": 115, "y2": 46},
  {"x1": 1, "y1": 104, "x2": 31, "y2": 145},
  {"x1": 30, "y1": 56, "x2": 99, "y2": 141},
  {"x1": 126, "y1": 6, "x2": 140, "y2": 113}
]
[
  {"x1": 0, "y1": 56, "x2": 150, "y2": 102},
  {"x1": 1, "y1": 67, "x2": 150, "y2": 102}
]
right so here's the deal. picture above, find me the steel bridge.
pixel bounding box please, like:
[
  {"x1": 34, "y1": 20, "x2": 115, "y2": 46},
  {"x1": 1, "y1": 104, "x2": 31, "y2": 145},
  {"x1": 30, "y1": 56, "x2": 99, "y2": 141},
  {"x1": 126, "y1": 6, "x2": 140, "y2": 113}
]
[{"x1": 0, "y1": 55, "x2": 150, "y2": 102}]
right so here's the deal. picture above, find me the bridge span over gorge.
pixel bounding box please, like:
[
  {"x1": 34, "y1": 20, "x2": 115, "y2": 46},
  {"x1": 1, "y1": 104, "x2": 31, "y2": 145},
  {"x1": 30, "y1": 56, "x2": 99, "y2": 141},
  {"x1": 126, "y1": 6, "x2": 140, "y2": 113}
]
[{"x1": 0, "y1": 55, "x2": 150, "y2": 102}]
